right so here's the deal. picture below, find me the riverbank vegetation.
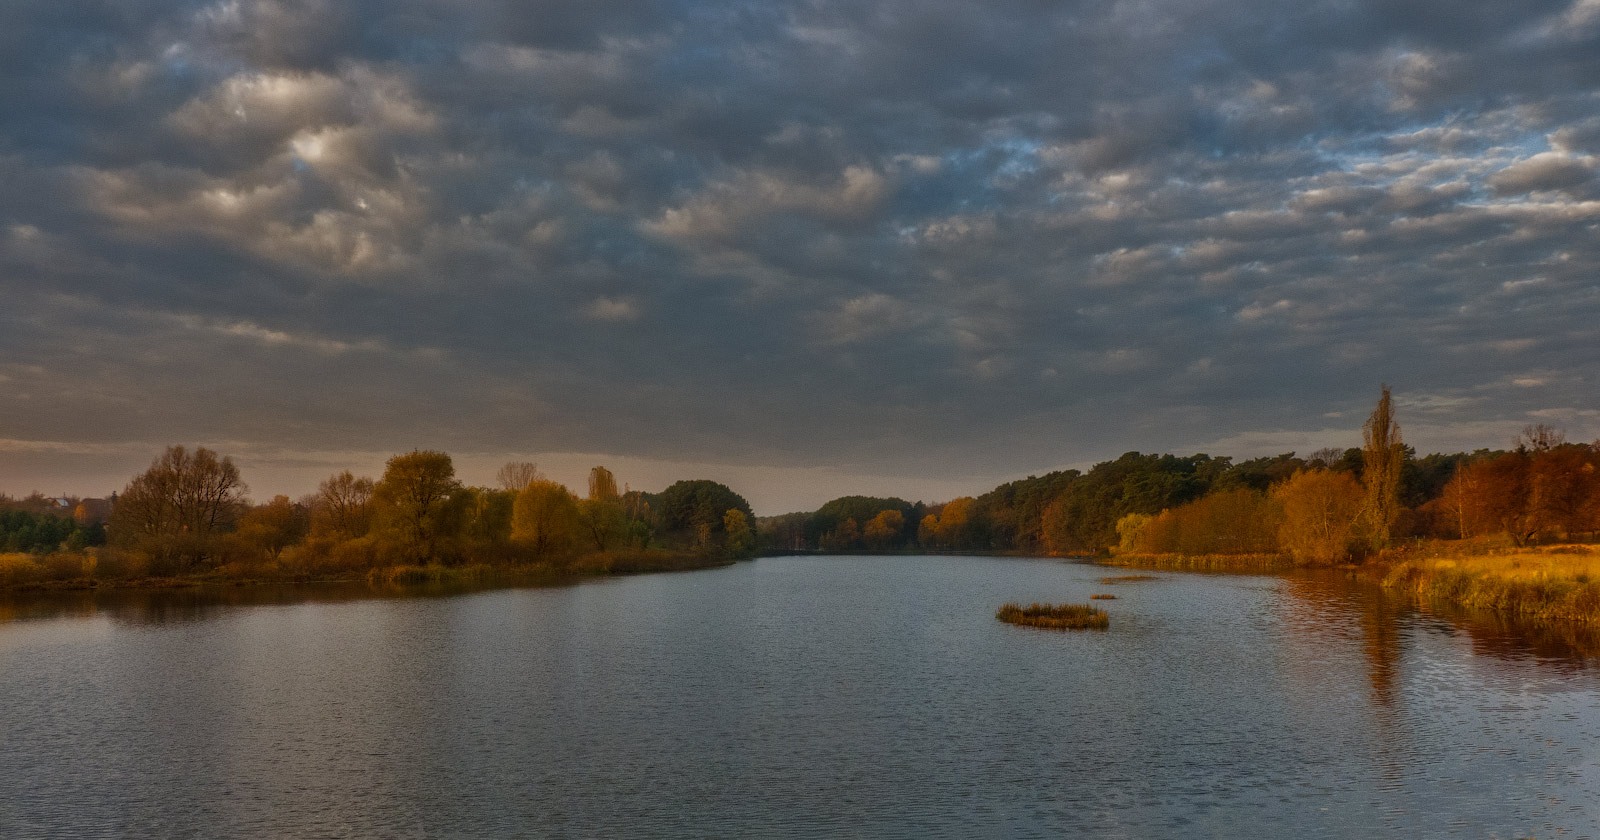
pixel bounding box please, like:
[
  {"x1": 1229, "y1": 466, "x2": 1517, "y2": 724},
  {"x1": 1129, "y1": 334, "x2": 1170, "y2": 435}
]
[
  {"x1": 759, "y1": 389, "x2": 1597, "y2": 564},
  {"x1": 1382, "y1": 542, "x2": 1600, "y2": 625},
  {"x1": 751, "y1": 386, "x2": 1600, "y2": 624},
  {"x1": 0, "y1": 449, "x2": 756, "y2": 591},
  {"x1": 996, "y1": 602, "x2": 1109, "y2": 630}
]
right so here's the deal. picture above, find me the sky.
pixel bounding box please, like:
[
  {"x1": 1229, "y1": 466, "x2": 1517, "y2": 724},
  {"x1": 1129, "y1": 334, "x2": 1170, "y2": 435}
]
[{"x1": 2, "y1": 0, "x2": 1599, "y2": 514}]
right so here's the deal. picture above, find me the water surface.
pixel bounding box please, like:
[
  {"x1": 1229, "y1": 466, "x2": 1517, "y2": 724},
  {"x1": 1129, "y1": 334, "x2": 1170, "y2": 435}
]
[{"x1": 3, "y1": 556, "x2": 1596, "y2": 838}]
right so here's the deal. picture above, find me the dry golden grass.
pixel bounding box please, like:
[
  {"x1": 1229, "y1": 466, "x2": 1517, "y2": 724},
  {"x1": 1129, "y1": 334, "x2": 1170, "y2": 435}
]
[
  {"x1": 1090, "y1": 593, "x2": 1118, "y2": 600},
  {"x1": 1384, "y1": 543, "x2": 1600, "y2": 625},
  {"x1": 1423, "y1": 546, "x2": 1597, "y2": 580},
  {"x1": 996, "y1": 602, "x2": 1109, "y2": 630}
]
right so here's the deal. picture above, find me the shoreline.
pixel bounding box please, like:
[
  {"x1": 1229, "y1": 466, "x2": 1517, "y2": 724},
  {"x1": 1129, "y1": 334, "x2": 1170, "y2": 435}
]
[
  {"x1": 9, "y1": 545, "x2": 1598, "y2": 631},
  {"x1": 0, "y1": 551, "x2": 739, "y2": 597}
]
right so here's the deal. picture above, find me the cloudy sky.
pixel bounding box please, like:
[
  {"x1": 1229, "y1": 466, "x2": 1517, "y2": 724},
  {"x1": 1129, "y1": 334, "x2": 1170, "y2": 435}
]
[{"x1": 3, "y1": 0, "x2": 1599, "y2": 513}]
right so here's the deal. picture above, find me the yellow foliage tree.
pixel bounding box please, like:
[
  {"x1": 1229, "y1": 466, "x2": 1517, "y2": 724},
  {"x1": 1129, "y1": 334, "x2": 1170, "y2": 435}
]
[
  {"x1": 1273, "y1": 469, "x2": 1362, "y2": 565},
  {"x1": 588, "y1": 466, "x2": 620, "y2": 502},
  {"x1": 236, "y1": 495, "x2": 308, "y2": 562},
  {"x1": 512, "y1": 479, "x2": 580, "y2": 560},
  {"x1": 863, "y1": 509, "x2": 905, "y2": 550},
  {"x1": 370, "y1": 450, "x2": 463, "y2": 564},
  {"x1": 1115, "y1": 513, "x2": 1153, "y2": 553},
  {"x1": 723, "y1": 509, "x2": 754, "y2": 557}
]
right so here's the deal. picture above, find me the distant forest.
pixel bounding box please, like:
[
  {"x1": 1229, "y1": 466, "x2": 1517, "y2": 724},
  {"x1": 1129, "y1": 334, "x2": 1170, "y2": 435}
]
[{"x1": 759, "y1": 391, "x2": 1600, "y2": 565}]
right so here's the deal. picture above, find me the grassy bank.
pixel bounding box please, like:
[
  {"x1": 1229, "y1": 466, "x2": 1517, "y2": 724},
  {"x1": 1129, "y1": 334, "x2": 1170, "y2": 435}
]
[{"x1": 1381, "y1": 542, "x2": 1600, "y2": 626}]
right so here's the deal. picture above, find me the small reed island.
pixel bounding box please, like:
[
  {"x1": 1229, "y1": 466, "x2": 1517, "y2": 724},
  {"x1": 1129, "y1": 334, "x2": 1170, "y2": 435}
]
[
  {"x1": 1099, "y1": 574, "x2": 1160, "y2": 584},
  {"x1": 996, "y1": 602, "x2": 1110, "y2": 630}
]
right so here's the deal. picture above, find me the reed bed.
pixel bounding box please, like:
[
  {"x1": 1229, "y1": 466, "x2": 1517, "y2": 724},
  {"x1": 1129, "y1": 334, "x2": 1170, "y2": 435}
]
[
  {"x1": 1383, "y1": 544, "x2": 1600, "y2": 625},
  {"x1": 996, "y1": 602, "x2": 1109, "y2": 630},
  {"x1": 1090, "y1": 593, "x2": 1118, "y2": 600}
]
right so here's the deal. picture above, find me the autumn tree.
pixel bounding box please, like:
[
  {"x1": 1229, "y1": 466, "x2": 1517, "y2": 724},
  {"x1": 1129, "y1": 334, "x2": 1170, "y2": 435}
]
[
  {"x1": 577, "y1": 497, "x2": 625, "y2": 552},
  {"x1": 496, "y1": 461, "x2": 542, "y2": 491},
  {"x1": 1125, "y1": 489, "x2": 1277, "y2": 555},
  {"x1": 588, "y1": 466, "x2": 620, "y2": 502},
  {"x1": 620, "y1": 488, "x2": 655, "y2": 549},
  {"x1": 110, "y1": 445, "x2": 249, "y2": 569},
  {"x1": 309, "y1": 470, "x2": 374, "y2": 540},
  {"x1": 462, "y1": 487, "x2": 517, "y2": 553},
  {"x1": 1525, "y1": 443, "x2": 1599, "y2": 539},
  {"x1": 919, "y1": 497, "x2": 976, "y2": 549},
  {"x1": 576, "y1": 466, "x2": 626, "y2": 552},
  {"x1": 1273, "y1": 469, "x2": 1363, "y2": 565},
  {"x1": 1115, "y1": 513, "x2": 1153, "y2": 553},
  {"x1": 236, "y1": 495, "x2": 309, "y2": 561},
  {"x1": 512, "y1": 479, "x2": 580, "y2": 559},
  {"x1": 863, "y1": 509, "x2": 906, "y2": 550},
  {"x1": 1360, "y1": 385, "x2": 1404, "y2": 551},
  {"x1": 370, "y1": 450, "x2": 464, "y2": 563},
  {"x1": 1436, "y1": 462, "x2": 1481, "y2": 539},
  {"x1": 723, "y1": 508, "x2": 754, "y2": 557},
  {"x1": 823, "y1": 517, "x2": 861, "y2": 551},
  {"x1": 1452, "y1": 454, "x2": 1531, "y2": 542},
  {"x1": 1452, "y1": 440, "x2": 1600, "y2": 544}
]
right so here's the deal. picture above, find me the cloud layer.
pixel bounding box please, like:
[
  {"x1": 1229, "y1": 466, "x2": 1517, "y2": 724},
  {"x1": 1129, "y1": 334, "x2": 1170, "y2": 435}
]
[{"x1": 4, "y1": 0, "x2": 1600, "y2": 510}]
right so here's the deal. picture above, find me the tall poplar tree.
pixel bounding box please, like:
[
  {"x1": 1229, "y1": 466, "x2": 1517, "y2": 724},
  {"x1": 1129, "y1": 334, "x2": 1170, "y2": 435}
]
[{"x1": 1360, "y1": 385, "x2": 1403, "y2": 552}]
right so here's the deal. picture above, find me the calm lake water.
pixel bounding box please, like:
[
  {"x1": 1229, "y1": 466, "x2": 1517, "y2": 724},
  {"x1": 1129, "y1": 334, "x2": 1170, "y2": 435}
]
[{"x1": 3, "y1": 555, "x2": 1598, "y2": 838}]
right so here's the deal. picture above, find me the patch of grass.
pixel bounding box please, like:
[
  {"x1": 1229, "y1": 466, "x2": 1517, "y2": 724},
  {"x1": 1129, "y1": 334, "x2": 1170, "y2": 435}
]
[
  {"x1": 996, "y1": 602, "x2": 1109, "y2": 630},
  {"x1": 1098, "y1": 574, "x2": 1160, "y2": 584},
  {"x1": 1090, "y1": 593, "x2": 1117, "y2": 600}
]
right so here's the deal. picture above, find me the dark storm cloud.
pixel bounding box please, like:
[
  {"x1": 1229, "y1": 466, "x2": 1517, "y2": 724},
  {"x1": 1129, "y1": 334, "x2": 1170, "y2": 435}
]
[{"x1": 4, "y1": 0, "x2": 1600, "y2": 509}]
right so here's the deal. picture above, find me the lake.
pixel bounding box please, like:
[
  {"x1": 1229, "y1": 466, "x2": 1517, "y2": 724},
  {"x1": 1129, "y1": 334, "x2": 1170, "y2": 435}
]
[{"x1": 3, "y1": 555, "x2": 1597, "y2": 838}]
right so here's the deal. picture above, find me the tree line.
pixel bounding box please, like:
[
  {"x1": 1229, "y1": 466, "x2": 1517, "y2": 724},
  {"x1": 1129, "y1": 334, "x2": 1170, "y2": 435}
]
[
  {"x1": 7, "y1": 387, "x2": 1598, "y2": 583},
  {"x1": 2, "y1": 448, "x2": 756, "y2": 584},
  {"x1": 758, "y1": 388, "x2": 1600, "y2": 565}
]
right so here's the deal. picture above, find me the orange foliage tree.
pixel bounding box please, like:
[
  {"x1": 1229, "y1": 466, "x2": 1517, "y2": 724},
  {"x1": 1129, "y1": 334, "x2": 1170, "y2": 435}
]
[
  {"x1": 1125, "y1": 488, "x2": 1278, "y2": 555},
  {"x1": 512, "y1": 479, "x2": 580, "y2": 560}
]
